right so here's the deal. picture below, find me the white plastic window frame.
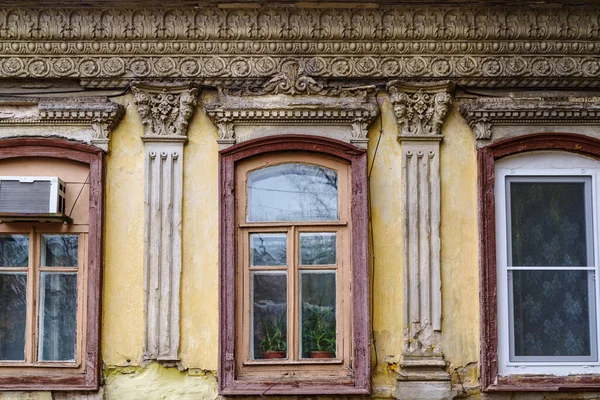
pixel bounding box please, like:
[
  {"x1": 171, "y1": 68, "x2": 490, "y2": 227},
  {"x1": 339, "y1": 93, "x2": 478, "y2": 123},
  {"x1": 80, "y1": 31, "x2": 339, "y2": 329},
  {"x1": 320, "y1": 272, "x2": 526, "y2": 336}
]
[{"x1": 496, "y1": 151, "x2": 600, "y2": 376}]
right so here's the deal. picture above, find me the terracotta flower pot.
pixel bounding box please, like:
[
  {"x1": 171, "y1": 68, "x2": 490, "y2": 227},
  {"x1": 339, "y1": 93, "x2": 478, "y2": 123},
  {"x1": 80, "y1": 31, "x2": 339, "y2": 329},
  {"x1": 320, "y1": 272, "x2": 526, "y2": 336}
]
[
  {"x1": 262, "y1": 351, "x2": 287, "y2": 359},
  {"x1": 309, "y1": 351, "x2": 335, "y2": 359}
]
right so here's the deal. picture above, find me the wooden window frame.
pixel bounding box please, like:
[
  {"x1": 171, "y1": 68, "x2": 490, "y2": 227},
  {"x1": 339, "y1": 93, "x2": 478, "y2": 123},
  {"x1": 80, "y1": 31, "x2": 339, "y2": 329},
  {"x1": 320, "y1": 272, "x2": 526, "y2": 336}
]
[
  {"x1": 0, "y1": 137, "x2": 103, "y2": 391},
  {"x1": 479, "y1": 132, "x2": 600, "y2": 392},
  {"x1": 219, "y1": 135, "x2": 370, "y2": 396}
]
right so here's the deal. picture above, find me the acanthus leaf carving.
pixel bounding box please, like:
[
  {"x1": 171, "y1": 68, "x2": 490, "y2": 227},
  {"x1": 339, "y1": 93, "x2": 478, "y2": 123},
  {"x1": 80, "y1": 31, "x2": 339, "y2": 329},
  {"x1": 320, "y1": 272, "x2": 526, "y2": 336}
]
[
  {"x1": 387, "y1": 81, "x2": 453, "y2": 138},
  {"x1": 132, "y1": 85, "x2": 198, "y2": 138}
]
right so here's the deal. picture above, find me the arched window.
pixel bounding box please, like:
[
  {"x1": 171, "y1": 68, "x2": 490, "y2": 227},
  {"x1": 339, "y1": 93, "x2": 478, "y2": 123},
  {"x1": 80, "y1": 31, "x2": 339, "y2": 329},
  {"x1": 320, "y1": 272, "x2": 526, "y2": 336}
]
[{"x1": 219, "y1": 135, "x2": 369, "y2": 395}]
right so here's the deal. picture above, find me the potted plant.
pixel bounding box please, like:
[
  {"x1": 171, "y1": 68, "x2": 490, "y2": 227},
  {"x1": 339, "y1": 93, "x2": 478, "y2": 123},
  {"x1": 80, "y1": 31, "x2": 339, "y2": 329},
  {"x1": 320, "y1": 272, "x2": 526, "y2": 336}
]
[
  {"x1": 259, "y1": 311, "x2": 287, "y2": 359},
  {"x1": 302, "y1": 305, "x2": 336, "y2": 359}
]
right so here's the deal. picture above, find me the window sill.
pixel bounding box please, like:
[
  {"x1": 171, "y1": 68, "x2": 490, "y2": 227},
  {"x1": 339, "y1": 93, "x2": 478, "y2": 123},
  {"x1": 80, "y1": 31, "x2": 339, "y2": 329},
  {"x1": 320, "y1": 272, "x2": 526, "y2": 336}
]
[
  {"x1": 243, "y1": 358, "x2": 343, "y2": 366},
  {"x1": 221, "y1": 380, "x2": 370, "y2": 396},
  {"x1": 486, "y1": 375, "x2": 600, "y2": 392}
]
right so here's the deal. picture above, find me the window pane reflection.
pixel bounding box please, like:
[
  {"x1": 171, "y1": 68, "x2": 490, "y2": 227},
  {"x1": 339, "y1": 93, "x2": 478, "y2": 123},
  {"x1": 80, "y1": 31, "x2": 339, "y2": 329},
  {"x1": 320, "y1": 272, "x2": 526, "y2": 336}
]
[
  {"x1": 300, "y1": 271, "x2": 336, "y2": 358},
  {"x1": 250, "y1": 233, "x2": 287, "y2": 267},
  {"x1": 300, "y1": 233, "x2": 336, "y2": 265},
  {"x1": 38, "y1": 273, "x2": 77, "y2": 362},
  {"x1": 0, "y1": 273, "x2": 27, "y2": 361},
  {"x1": 252, "y1": 272, "x2": 287, "y2": 360},
  {"x1": 0, "y1": 234, "x2": 29, "y2": 267},
  {"x1": 247, "y1": 163, "x2": 338, "y2": 222},
  {"x1": 41, "y1": 235, "x2": 78, "y2": 267}
]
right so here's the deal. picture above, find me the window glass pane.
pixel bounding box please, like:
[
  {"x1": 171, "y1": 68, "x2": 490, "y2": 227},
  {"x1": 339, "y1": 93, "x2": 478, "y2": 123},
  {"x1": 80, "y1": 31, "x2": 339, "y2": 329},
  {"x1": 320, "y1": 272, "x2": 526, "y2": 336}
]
[
  {"x1": 511, "y1": 270, "x2": 593, "y2": 358},
  {"x1": 38, "y1": 272, "x2": 77, "y2": 362},
  {"x1": 0, "y1": 234, "x2": 29, "y2": 267},
  {"x1": 300, "y1": 233, "x2": 336, "y2": 265},
  {"x1": 247, "y1": 163, "x2": 338, "y2": 222},
  {"x1": 250, "y1": 233, "x2": 287, "y2": 267},
  {"x1": 300, "y1": 271, "x2": 336, "y2": 358},
  {"x1": 40, "y1": 234, "x2": 78, "y2": 267},
  {"x1": 509, "y1": 181, "x2": 589, "y2": 267},
  {"x1": 0, "y1": 273, "x2": 27, "y2": 361},
  {"x1": 251, "y1": 272, "x2": 287, "y2": 360}
]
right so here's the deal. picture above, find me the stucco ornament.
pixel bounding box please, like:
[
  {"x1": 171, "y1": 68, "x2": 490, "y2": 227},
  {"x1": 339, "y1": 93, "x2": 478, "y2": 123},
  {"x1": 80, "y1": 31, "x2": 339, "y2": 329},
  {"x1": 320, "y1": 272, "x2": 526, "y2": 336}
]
[
  {"x1": 0, "y1": 97, "x2": 124, "y2": 151},
  {"x1": 387, "y1": 81, "x2": 454, "y2": 399},
  {"x1": 262, "y1": 60, "x2": 324, "y2": 95},
  {"x1": 387, "y1": 82, "x2": 452, "y2": 137},
  {"x1": 459, "y1": 97, "x2": 600, "y2": 144},
  {"x1": 132, "y1": 86, "x2": 198, "y2": 137},
  {"x1": 133, "y1": 84, "x2": 199, "y2": 363},
  {"x1": 1, "y1": 6, "x2": 598, "y2": 87}
]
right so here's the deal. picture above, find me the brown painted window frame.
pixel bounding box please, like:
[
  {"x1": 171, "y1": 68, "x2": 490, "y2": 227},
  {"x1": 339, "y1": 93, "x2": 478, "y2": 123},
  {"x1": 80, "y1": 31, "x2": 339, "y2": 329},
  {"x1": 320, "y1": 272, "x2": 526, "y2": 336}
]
[
  {"x1": 479, "y1": 132, "x2": 600, "y2": 392},
  {"x1": 219, "y1": 135, "x2": 370, "y2": 396},
  {"x1": 0, "y1": 137, "x2": 103, "y2": 391}
]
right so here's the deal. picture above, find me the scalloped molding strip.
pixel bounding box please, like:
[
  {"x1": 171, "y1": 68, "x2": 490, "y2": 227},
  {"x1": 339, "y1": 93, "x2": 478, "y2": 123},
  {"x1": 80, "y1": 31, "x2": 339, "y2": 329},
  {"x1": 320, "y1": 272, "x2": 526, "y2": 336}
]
[
  {"x1": 0, "y1": 98, "x2": 124, "y2": 151},
  {"x1": 0, "y1": 6, "x2": 599, "y2": 86},
  {"x1": 459, "y1": 98, "x2": 600, "y2": 140}
]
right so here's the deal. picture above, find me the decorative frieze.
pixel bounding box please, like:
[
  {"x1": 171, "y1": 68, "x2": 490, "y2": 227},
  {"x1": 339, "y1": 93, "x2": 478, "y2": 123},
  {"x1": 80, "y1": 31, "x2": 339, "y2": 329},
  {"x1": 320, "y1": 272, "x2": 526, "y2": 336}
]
[
  {"x1": 0, "y1": 6, "x2": 598, "y2": 87},
  {"x1": 2, "y1": 7, "x2": 600, "y2": 42},
  {"x1": 388, "y1": 82, "x2": 453, "y2": 395},
  {"x1": 0, "y1": 97, "x2": 124, "y2": 151},
  {"x1": 134, "y1": 85, "x2": 198, "y2": 362}
]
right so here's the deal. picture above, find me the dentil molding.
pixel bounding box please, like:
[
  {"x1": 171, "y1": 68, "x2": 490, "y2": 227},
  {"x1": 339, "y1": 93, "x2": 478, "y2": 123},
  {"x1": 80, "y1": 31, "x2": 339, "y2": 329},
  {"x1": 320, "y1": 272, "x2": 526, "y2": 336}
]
[
  {"x1": 459, "y1": 97, "x2": 600, "y2": 142},
  {"x1": 206, "y1": 84, "x2": 378, "y2": 149},
  {"x1": 0, "y1": 6, "x2": 598, "y2": 87},
  {"x1": 0, "y1": 97, "x2": 124, "y2": 150}
]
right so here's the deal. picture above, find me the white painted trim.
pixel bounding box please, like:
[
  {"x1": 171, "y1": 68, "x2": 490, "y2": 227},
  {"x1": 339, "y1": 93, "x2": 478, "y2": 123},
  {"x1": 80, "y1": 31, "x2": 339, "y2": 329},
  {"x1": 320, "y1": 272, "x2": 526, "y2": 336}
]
[{"x1": 496, "y1": 151, "x2": 600, "y2": 376}]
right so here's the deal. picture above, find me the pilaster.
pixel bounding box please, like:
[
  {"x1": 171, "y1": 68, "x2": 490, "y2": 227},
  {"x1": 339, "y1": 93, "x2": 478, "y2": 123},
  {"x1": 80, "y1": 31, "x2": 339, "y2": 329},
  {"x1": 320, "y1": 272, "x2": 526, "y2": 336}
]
[
  {"x1": 133, "y1": 85, "x2": 198, "y2": 362},
  {"x1": 387, "y1": 81, "x2": 454, "y2": 399}
]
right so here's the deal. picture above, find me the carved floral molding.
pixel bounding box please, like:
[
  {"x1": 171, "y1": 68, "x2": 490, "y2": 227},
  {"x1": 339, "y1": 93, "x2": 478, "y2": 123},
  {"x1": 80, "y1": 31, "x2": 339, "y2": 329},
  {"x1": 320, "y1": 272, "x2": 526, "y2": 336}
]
[
  {"x1": 0, "y1": 6, "x2": 598, "y2": 87},
  {"x1": 132, "y1": 85, "x2": 198, "y2": 138},
  {"x1": 388, "y1": 81, "x2": 453, "y2": 138}
]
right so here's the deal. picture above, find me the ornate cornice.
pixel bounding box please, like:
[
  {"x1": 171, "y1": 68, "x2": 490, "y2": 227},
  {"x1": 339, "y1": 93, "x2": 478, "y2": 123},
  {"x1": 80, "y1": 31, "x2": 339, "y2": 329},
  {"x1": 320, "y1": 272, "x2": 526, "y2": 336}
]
[
  {"x1": 387, "y1": 81, "x2": 453, "y2": 140},
  {"x1": 0, "y1": 6, "x2": 598, "y2": 87},
  {"x1": 206, "y1": 93, "x2": 378, "y2": 149},
  {"x1": 132, "y1": 85, "x2": 198, "y2": 140},
  {"x1": 0, "y1": 97, "x2": 124, "y2": 150},
  {"x1": 459, "y1": 97, "x2": 600, "y2": 140}
]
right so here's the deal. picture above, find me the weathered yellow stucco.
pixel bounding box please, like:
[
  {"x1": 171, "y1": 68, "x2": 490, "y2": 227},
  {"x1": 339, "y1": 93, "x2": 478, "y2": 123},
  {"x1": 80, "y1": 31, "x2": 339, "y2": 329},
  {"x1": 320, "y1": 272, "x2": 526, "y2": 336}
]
[
  {"x1": 0, "y1": 93, "x2": 482, "y2": 400},
  {"x1": 367, "y1": 95, "x2": 405, "y2": 396},
  {"x1": 439, "y1": 105, "x2": 481, "y2": 392},
  {"x1": 102, "y1": 94, "x2": 146, "y2": 367}
]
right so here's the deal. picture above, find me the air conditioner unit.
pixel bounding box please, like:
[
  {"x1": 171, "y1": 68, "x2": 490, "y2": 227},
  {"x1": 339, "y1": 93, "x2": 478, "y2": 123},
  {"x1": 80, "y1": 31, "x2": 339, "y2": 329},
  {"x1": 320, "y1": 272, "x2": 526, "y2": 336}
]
[{"x1": 0, "y1": 176, "x2": 68, "y2": 222}]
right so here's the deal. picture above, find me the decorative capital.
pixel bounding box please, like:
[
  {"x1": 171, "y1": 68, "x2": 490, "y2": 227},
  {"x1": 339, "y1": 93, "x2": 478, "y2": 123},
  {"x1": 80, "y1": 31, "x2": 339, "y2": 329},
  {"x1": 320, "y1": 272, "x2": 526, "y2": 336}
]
[
  {"x1": 132, "y1": 85, "x2": 198, "y2": 139},
  {"x1": 387, "y1": 81, "x2": 453, "y2": 140}
]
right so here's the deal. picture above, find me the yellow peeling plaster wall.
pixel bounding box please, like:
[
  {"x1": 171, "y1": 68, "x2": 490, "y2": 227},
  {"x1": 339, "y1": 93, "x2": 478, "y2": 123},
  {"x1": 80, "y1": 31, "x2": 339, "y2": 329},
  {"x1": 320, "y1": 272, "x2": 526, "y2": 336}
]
[
  {"x1": 439, "y1": 106, "x2": 481, "y2": 392},
  {"x1": 91, "y1": 93, "x2": 481, "y2": 398}
]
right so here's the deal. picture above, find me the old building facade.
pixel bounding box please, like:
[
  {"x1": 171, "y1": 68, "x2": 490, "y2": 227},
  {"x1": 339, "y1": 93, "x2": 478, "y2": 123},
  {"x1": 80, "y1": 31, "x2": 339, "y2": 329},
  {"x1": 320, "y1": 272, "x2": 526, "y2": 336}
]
[{"x1": 0, "y1": 1, "x2": 599, "y2": 399}]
